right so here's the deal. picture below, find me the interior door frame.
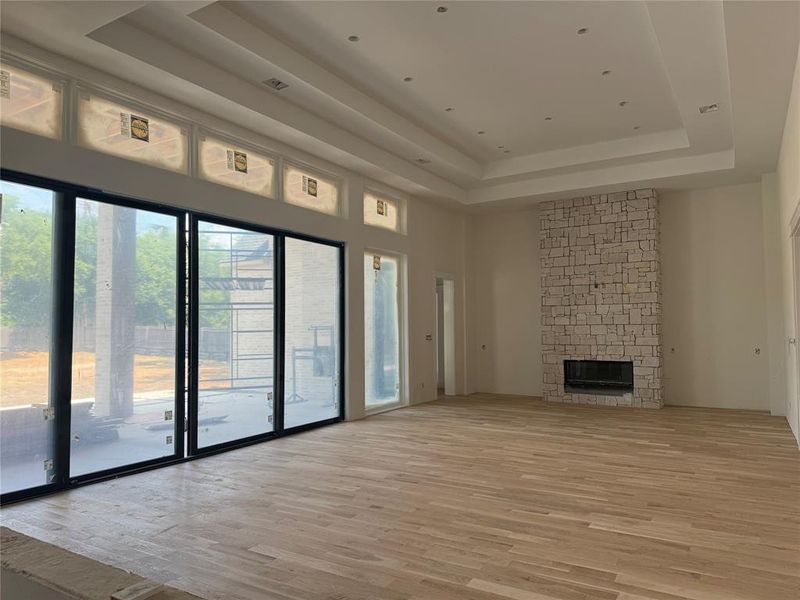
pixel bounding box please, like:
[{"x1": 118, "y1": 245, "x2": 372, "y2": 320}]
[
  {"x1": 790, "y1": 218, "x2": 800, "y2": 444},
  {"x1": 434, "y1": 272, "x2": 457, "y2": 397}
]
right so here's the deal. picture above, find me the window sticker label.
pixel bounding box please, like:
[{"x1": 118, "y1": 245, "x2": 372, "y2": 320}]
[
  {"x1": 0, "y1": 70, "x2": 10, "y2": 99},
  {"x1": 302, "y1": 175, "x2": 318, "y2": 197},
  {"x1": 227, "y1": 149, "x2": 248, "y2": 173},
  {"x1": 121, "y1": 112, "x2": 150, "y2": 142},
  {"x1": 130, "y1": 114, "x2": 149, "y2": 142},
  {"x1": 373, "y1": 255, "x2": 381, "y2": 270},
  {"x1": 377, "y1": 199, "x2": 386, "y2": 216}
]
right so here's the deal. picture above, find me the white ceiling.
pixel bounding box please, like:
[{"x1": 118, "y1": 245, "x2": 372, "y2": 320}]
[
  {"x1": 235, "y1": 1, "x2": 683, "y2": 160},
  {"x1": 0, "y1": 1, "x2": 798, "y2": 208}
]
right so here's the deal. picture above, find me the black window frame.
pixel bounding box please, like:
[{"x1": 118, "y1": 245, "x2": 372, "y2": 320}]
[{"x1": 0, "y1": 168, "x2": 345, "y2": 505}]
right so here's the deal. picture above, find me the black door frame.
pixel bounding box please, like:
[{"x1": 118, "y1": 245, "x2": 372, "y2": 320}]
[{"x1": 0, "y1": 168, "x2": 345, "y2": 505}]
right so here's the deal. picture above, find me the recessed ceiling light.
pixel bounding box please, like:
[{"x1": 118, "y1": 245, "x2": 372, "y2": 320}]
[
  {"x1": 437, "y1": 6, "x2": 448, "y2": 13},
  {"x1": 445, "y1": 107, "x2": 454, "y2": 112},
  {"x1": 577, "y1": 27, "x2": 588, "y2": 34},
  {"x1": 416, "y1": 158, "x2": 431, "y2": 164},
  {"x1": 477, "y1": 130, "x2": 485, "y2": 135},
  {"x1": 544, "y1": 116, "x2": 553, "y2": 121},
  {"x1": 619, "y1": 101, "x2": 628, "y2": 107},
  {"x1": 263, "y1": 78, "x2": 288, "y2": 91},
  {"x1": 699, "y1": 103, "x2": 719, "y2": 114},
  {"x1": 602, "y1": 70, "x2": 612, "y2": 76},
  {"x1": 403, "y1": 76, "x2": 414, "y2": 82},
  {"x1": 348, "y1": 35, "x2": 360, "y2": 42}
]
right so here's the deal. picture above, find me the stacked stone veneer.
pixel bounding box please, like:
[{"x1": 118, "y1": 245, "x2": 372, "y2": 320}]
[{"x1": 540, "y1": 189, "x2": 663, "y2": 408}]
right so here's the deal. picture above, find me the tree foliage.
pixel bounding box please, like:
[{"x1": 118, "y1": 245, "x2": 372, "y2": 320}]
[
  {"x1": 0, "y1": 196, "x2": 53, "y2": 327},
  {"x1": 1, "y1": 195, "x2": 230, "y2": 329}
]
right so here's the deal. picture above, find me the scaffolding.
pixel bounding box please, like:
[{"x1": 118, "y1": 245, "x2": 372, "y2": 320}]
[
  {"x1": 198, "y1": 227, "x2": 274, "y2": 398},
  {"x1": 197, "y1": 227, "x2": 336, "y2": 408}
]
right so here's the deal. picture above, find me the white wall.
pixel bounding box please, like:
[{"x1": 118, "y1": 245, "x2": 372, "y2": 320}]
[
  {"x1": 465, "y1": 187, "x2": 780, "y2": 413},
  {"x1": 775, "y1": 39, "x2": 800, "y2": 443},
  {"x1": 466, "y1": 208, "x2": 542, "y2": 396},
  {"x1": 660, "y1": 183, "x2": 771, "y2": 410}
]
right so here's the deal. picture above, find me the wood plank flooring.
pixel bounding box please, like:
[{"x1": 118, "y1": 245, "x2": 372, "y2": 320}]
[{"x1": 2, "y1": 394, "x2": 799, "y2": 600}]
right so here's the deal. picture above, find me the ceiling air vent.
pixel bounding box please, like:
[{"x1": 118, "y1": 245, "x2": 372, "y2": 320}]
[
  {"x1": 263, "y1": 78, "x2": 289, "y2": 91},
  {"x1": 699, "y1": 103, "x2": 719, "y2": 114}
]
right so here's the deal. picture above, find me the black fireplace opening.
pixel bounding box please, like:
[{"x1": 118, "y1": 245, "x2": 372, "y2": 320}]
[{"x1": 564, "y1": 359, "x2": 633, "y2": 393}]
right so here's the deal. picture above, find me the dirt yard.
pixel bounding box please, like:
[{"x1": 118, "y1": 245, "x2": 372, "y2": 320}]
[{"x1": 0, "y1": 351, "x2": 229, "y2": 408}]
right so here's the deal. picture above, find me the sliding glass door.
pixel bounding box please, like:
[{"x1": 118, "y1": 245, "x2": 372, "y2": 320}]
[
  {"x1": 364, "y1": 252, "x2": 401, "y2": 409},
  {"x1": 0, "y1": 180, "x2": 57, "y2": 494},
  {"x1": 193, "y1": 220, "x2": 275, "y2": 449},
  {"x1": 70, "y1": 198, "x2": 183, "y2": 478},
  {"x1": 283, "y1": 237, "x2": 342, "y2": 429},
  {"x1": 0, "y1": 170, "x2": 344, "y2": 503}
]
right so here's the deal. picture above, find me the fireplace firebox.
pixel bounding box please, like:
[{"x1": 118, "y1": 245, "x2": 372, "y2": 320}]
[{"x1": 564, "y1": 360, "x2": 633, "y2": 393}]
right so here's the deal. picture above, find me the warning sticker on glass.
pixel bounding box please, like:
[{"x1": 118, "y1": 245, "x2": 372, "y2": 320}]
[
  {"x1": 121, "y1": 112, "x2": 150, "y2": 142},
  {"x1": 302, "y1": 175, "x2": 318, "y2": 197},
  {"x1": 377, "y1": 199, "x2": 386, "y2": 216},
  {"x1": 373, "y1": 255, "x2": 381, "y2": 270},
  {"x1": 227, "y1": 149, "x2": 248, "y2": 173},
  {"x1": 0, "y1": 70, "x2": 10, "y2": 100}
]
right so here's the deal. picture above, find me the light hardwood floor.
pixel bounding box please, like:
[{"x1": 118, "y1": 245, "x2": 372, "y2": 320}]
[{"x1": 2, "y1": 394, "x2": 799, "y2": 600}]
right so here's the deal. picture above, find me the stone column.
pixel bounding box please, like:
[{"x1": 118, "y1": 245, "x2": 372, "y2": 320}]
[{"x1": 94, "y1": 204, "x2": 136, "y2": 418}]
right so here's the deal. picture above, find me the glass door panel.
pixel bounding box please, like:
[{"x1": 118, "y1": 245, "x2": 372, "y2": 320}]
[
  {"x1": 196, "y1": 221, "x2": 275, "y2": 448},
  {"x1": 70, "y1": 198, "x2": 180, "y2": 477},
  {"x1": 0, "y1": 180, "x2": 57, "y2": 494},
  {"x1": 284, "y1": 238, "x2": 340, "y2": 428},
  {"x1": 364, "y1": 253, "x2": 401, "y2": 409}
]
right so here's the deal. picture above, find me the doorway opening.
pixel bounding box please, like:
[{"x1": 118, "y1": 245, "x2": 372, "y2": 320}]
[
  {"x1": 435, "y1": 276, "x2": 456, "y2": 397},
  {"x1": 790, "y1": 232, "x2": 800, "y2": 442}
]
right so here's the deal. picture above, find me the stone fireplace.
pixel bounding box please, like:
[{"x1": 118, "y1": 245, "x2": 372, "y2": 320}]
[{"x1": 540, "y1": 189, "x2": 663, "y2": 408}]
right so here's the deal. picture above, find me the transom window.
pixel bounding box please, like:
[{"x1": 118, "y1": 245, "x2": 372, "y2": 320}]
[
  {"x1": 364, "y1": 191, "x2": 401, "y2": 232},
  {"x1": 76, "y1": 90, "x2": 189, "y2": 174},
  {"x1": 283, "y1": 164, "x2": 339, "y2": 215},
  {"x1": 0, "y1": 62, "x2": 63, "y2": 140},
  {"x1": 198, "y1": 134, "x2": 275, "y2": 198}
]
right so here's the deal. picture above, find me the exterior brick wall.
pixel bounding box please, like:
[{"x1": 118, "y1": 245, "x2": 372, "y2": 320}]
[{"x1": 540, "y1": 189, "x2": 663, "y2": 408}]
